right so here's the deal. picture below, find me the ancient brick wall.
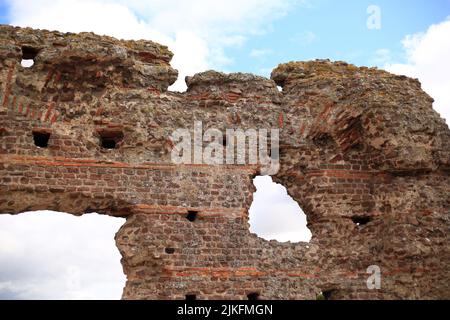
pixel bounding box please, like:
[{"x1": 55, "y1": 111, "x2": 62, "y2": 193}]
[{"x1": 0, "y1": 25, "x2": 449, "y2": 299}]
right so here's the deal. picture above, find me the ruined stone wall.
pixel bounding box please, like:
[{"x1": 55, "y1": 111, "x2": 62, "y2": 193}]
[{"x1": 0, "y1": 25, "x2": 449, "y2": 299}]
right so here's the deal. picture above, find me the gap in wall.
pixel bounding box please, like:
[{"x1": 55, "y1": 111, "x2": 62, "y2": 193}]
[
  {"x1": 0, "y1": 210, "x2": 125, "y2": 299},
  {"x1": 249, "y1": 176, "x2": 312, "y2": 243}
]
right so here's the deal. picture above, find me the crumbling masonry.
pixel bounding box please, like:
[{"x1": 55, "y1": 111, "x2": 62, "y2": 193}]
[{"x1": 0, "y1": 25, "x2": 449, "y2": 299}]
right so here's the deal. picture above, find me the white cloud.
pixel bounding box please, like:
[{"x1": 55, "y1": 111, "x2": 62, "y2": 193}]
[
  {"x1": 0, "y1": 211, "x2": 125, "y2": 299},
  {"x1": 7, "y1": 0, "x2": 297, "y2": 90},
  {"x1": 257, "y1": 67, "x2": 276, "y2": 78},
  {"x1": 249, "y1": 49, "x2": 273, "y2": 58},
  {"x1": 371, "y1": 48, "x2": 391, "y2": 66},
  {"x1": 386, "y1": 17, "x2": 450, "y2": 124},
  {"x1": 249, "y1": 176, "x2": 312, "y2": 243}
]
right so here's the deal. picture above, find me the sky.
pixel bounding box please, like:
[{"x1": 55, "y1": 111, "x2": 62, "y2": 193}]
[
  {"x1": 0, "y1": 0, "x2": 449, "y2": 299},
  {"x1": 0, "y1": 211, "x2": 125, "y2": 299}
]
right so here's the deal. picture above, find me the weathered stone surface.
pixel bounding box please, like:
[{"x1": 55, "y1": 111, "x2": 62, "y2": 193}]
[{"x1": 0, "y1": 25, "x2": 449, "y2": 300}]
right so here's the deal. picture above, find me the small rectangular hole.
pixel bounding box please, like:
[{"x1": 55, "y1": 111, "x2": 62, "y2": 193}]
[
  {"x1": 101, "y1": 137, "x2": 117, "y2": 149},
  {"x1": 186, "y1": 210, "x2": 198, "y2": 222},
  {"x1": 165, "y1": 247, "x2": 175, "y2": 254},
  {"x1": 317, "y1": 290, "x2": 335, "y2": 300},
  {"x1": 22, "y1": 46, "x2": 40, "y2": 60},
  {"x1": 247, "y1": 292, "x2": 260, "y2": 300},
  {"x1": 32, "y1": 131, "x2": 51, "y2": 148},
  {"x1": 98, "y1": 129, "x2": 124, "y2": 149},
  {"x1": 351, "y1": 215, "x2": 372, "y2": 226}
]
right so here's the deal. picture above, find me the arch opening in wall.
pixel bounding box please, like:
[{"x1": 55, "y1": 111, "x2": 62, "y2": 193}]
[
  {"x1": 0, "y1": 210, "x2": 125, "y2": 299},
  {"x1": 248, "y1": 176, "x2": 312, "y2": 243}
]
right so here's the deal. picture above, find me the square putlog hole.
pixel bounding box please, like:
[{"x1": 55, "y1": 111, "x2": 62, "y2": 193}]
[
  {"x1": 32, "y1": 130, "x2": 51, "y2": 148},
  {"x1": 97, "y1": 129, "x2": 124, "y2": 150}
]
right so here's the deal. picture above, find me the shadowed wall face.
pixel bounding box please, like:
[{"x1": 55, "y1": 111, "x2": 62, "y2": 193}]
[{"x1": 0, "y1": 25, "x2": 449, "y2": 300}]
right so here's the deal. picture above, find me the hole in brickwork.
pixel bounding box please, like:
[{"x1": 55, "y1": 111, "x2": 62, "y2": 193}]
[
  {"x1": 0, "y1": 211, "x2": 125, "y2": 299},
  {"x1": 249, "y1": 176, "x2": 311, "y2": 243},
  {"x1": 247, "y1": 292, "x2": 260, "y2": 300},
  {"x1": 317, "y1": 290, "x2": 335, "y2": 300},
  {"x1": 21, "y1": 46, "x2": 39, "y2": 60},
  {"x1": 185, "y1": 294, "x2": 197, "y2": 301},
  {"x1": 98, "y1": 130, "x2": 124, "y2": 150},
  {"x1": 186, "y1": 210, "x2": 198, "y2": 222},
  {"x1": 351, "y1": 215, "x2": 371, "y2": 226},
  {"x1": 101, "y1": 138, "x2": 116, "y2": 149},
  {"x1": 21, "y1": 46, "x2": 39, "y2": 68},
  {"x1": 32, "y1": 131, "x2": 51, "y2": 148},
  {"x1": 165, "y1": 247, "x2": 175, "y2": 254}
]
